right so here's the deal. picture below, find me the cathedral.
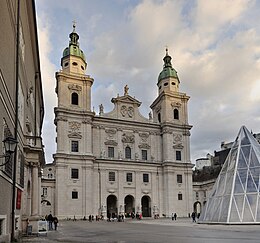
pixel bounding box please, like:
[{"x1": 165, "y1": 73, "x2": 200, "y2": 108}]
[{"x1": 42, "y1": 25, "x2": 193, "y2": 219}]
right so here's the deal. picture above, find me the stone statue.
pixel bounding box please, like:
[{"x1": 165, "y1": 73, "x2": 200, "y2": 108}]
[
  {"x1": 99, "y1": 104, "x2": 104, "y2": 115},
  {"x1": 149, "y1": 112, "x2": 152, "y2": 120},
  {"x1": 124, "y1": 85, "x2": 129, "y2": 95}
]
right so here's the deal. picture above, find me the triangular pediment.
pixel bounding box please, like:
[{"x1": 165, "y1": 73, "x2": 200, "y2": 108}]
[
  {"x1": 199, "y1": 126, "x2": 260, "y2": 224},
  {"x1": 111, "y1": 95, "x2": 141, "y2": 107}
]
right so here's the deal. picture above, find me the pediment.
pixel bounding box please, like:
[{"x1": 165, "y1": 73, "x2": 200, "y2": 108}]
[{"x1": 111, "y1": 95, "x2": 141, "y2": 107}]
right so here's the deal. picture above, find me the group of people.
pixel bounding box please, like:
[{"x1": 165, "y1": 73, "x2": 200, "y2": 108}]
[
  {"x1": 171, "y1": 212, "x2": 177, "y2": 220},
  {"x1": 107, "y1": 213, "x2": 125, "y2": 222},
  {"x1": 46, "y1": 213, "x2": 59, "y2": 230}
]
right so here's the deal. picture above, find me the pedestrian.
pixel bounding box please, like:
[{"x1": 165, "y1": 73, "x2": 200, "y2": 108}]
[
  {"x1": 191, "y1": 212, "x2": 196, "y2": 222},
  {"x1": 174, "y1": 213, "x2": 177, "y2": 220},
  {"x1": 171, "y1": 212, "x2": 174, "y2": 220},
  {"x1": 47, "y1": 213, "x2": 53, "y2": 230},
  {"x1": 53, "y1": 216, "x2": 58, "y2": 230}
]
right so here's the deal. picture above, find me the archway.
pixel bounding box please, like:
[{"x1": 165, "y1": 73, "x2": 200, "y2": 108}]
[
  {"x1": 124, "y1": 195, "x2": 135, "y2": 217},
  {"x1": 141, "y1": 195, "x2": 151, "y2": 217},
  {"x1": 193, "y1": 201, "x2": 201, "y2": 217},
  {"x1": 107, "y1": 195, "x2": 118, "y2": 218}
]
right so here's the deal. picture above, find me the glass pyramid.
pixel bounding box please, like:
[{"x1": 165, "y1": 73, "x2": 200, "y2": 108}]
[{"x1": 199, "y1": 126, "x2": 260, "y2": 224}]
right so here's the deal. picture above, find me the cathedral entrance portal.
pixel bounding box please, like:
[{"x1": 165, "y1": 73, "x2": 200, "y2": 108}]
[
  {"x1": 124, "y1": 195, "x2": 135, "y2": 216},
  {"x1": 194, "y1": 201, "x2": 201, "y2": 217},
  {"x1": 107, "y1": 195, "x2": 118, "y2": 218},
  {"x1": 141, "y1": 195, "x2": 151, "y2": 217}
]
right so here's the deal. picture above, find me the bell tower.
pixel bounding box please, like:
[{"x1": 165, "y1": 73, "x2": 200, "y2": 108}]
[{"x1": 150, "y1": 48, "x2": 192, "y2": 163}]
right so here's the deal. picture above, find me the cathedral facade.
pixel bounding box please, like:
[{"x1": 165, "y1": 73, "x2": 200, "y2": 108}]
[{"x1": 52, "y1": 26, "x2": 193, "y2": 219}]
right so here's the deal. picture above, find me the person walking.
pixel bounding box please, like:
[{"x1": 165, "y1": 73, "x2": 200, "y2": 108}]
[
  {"x1": 53, "y1": 216, "x2": 58, "y2": 230},
  {"x1": 47, "y1": 213, "x2": 53, "y2": 230},
  {"x1": 174, "y1": 213, "x2": 177, "y2": 220},
  {"x1": 191, "y1": 212, "x2": 196, "y2": 222}
]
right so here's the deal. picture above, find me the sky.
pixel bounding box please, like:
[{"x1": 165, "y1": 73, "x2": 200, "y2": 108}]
[{"x1": 35, "y1": 0, "x2": 260, "y2": 164}]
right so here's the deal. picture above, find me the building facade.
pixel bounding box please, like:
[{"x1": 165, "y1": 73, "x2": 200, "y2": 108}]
[
  {"x1": 0, "y1": 0, "x2": 45, "y2": 241},
  {"x1": 51, "y1": 26, "x2": 193, "y2": 219}
]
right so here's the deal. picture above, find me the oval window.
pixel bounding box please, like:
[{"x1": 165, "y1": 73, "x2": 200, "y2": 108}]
[{"x1": 72, "y1": 62, "x2": 78, "y2": 66}]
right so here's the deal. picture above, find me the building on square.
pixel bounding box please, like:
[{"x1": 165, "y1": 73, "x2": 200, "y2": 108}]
[
  {"x1": 43, "y1": 25, "x2": 193, "y2": 219},
  {"x1": 0, "y1": 0, "x2": 45, "y2": 240}
]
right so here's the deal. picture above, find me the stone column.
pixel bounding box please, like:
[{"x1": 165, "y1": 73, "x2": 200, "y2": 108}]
[{"x1": 31, "y1": 165, "x2": 39, "y2": 216}]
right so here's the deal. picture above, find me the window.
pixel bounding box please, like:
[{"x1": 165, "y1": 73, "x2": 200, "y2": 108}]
[
  {"x1": 158, "y1": 113, "x2": 161, "y2": 123},
  {"x1": 172, "y1": 82, "x2": 175, "y2": 85},
  {"x1": 71, "y1": 141, "x2": 79, "y2": 152},
  {"x1": 177, "y1": 174, "x2": 182, "y2": 183},
  {"x1": 125, "y1": 146, "x2": 131, "y2": 159},
  {"x1": 81, "y1": 65, "x2": 84, "y2": 70},
  {"x1": 108, "y1": 147, "x2": 114, "y2": 158},
  {"x1": 109, "y1": 172, "x2": 115, "y2": 182},
  {"x1": 142, "y1": 150, "x2": 147, "y2": 160},
  {"x1": 204, "y1": 191, "x2": 207, "y2": 198},
  {"x1": 71, "y1": 168, "x2": 79, "y2": 179},
  {"x1": 164, "y1": 82, "x2": 168, "y2": 86},
  {"x1": 71, "y1": 92, "x2": 78, "y2": 105},
  {"x1": 0, "y1": 218, "x2": 3, "y2": 235},
  {"x1": 178, "y1": 193, "x2": 182, "y2": 200},
  {"x1": 64, "y1": 62, "x2": 69, "y2": 67},
  {"x1": 143, "y1": 173, "x2": 149, "y2": 183},
  {"x1": 176, "y1": 151, "x2": 181, "y2": 161},
  {"x1": 196, "y1": 192, "x2": 199, "y2": 198},
  {"x1": 72, "y1": 191, "x2": 78, "y2": 199},
  {"x1": 174, "y1": 109, "x2": 179, "y2": 120},
  {"x1": 72, "y1": 62, "x2": 78, "y2": 66},
  {"x1": 43, "y1": 188, "x2": 47, "y2": 196},
  {"x1": 126, "y1": 173, "x2": 133, "y2": 182}
]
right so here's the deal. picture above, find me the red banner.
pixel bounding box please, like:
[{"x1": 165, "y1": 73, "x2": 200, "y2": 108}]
[{"x1": 16, "y1": 189, "x2": 22, "y2": 209}]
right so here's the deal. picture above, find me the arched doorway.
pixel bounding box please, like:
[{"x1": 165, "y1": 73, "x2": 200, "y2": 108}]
[
  {"x1": 124, "y1": 195, "x2": 135, "y2": 217},
  {"x1": 141, "y1": 196, "x2": 151, "y2": 217},
  {"x1": 107, "y1": 195, "x2": 118, "y2": 218},
  {"x1": 194, "y1": 201, "x2": 201, "y2": 217}
]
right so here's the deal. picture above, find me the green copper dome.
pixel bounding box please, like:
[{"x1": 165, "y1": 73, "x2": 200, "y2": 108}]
[
  {"x1": 62, "y1": 24, "x2": 86, "y2": 62},
  {"x1": 158, "y1": 49, "x2": 178, "y2": 82}
]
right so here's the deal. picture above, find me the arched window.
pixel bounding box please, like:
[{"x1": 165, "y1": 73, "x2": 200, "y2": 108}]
[
  {"x1": 71, "y1": 92, "x2": 78, "y2": 105},
  {"x1": 125, "y1": 146, "x2": 131, "y2": 159},
  {"x1": 173, "y1": 109, "x2": 179, "y2": 120}
]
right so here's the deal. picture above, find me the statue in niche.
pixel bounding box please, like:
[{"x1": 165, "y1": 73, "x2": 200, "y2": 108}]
[{"x1": 124, "y1": 85, "x2": 129, "y2": 95}]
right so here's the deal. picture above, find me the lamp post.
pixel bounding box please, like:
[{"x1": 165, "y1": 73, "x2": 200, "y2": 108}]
[{"x1": 0, "y1": 137, "x2": 18, "y2": 167}]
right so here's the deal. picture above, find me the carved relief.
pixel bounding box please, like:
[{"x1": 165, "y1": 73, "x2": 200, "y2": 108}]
[
  {"x1": 173, "y1": 133, "x2": 183, "y2": 149},
  {"x1": 68, "y1": 84, "x2": 82, "y2": 91},
  {"x1": 138, "y1": 144, "x2": 151, "y2": 149},
  {"x1": 162, "y1": 128, "x2": 173, "y2": 134},
  {"x1": 139, "y1": 132, "x2": 149, "y2": 143},
  {"x1": 121, "y1": 105, "x2": 127, "y2": 117},
  {"x1": 171, "y1": 102, "x2": 181, "y2": 108},
  {"x1": 68, "y1": 121, "x2": 82, "y2": 139},
  {"x1": 183, "y1": 130, "x2": 191, "y2": 136},
  {"x1": 120, "y1": 105, "x2": 134, "y2": 118},
  {"x1": 122, "y1": 133, "x2": 135, "y2": 143},
  {"x1": 55, "y1": 116, "x2": 68, "y2": 122},
  {"x1": 82, "y1": 118, "x2": 92, "y2": 124},
  {"x1": 104, "y1": 140, "x2": 118, "y2": 146},
  {"x1": 128, "y1": 107, "x2": 134, "y2": 117}
]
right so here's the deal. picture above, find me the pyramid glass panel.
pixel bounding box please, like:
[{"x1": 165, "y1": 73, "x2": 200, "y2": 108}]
[
  {"x1": 237, "y1": 152, "x2": 247, "y2": 169},
  {"x1": 243, "y1": 196, "x2": 254, "y2": 222},
  {"x1": 234, "y1": 195, "x2": 244, "y2": 218},
  {"x1": 233, "y1": 173, "x2": 245, "y2": 194},
  {"x1": 199, "y1": 126, "x2": 260, "y2": 224},
  {"x1": 229, "y1": 198, "x2": 241, "y2": 222}
]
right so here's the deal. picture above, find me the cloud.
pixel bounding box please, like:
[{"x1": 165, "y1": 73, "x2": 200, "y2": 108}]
[
  {"x1": 36, "y1": 0, "x2": 260, "y2": 163},
  {"x1": 36, "y1": 11, "x2": 57, "y2": 162}
]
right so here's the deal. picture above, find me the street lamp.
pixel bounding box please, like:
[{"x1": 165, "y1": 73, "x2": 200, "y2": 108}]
[{"x1": 0, "y1": 136, "x2": 18, "y2": 167}]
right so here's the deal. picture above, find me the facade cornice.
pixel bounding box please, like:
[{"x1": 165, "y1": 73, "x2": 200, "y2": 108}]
[{"x1": 56, "y1": 71, "x2": 94, "y2": 84}]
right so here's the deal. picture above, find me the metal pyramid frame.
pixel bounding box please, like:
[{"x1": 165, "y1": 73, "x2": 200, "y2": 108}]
[{"x1": 199, "y1": 126, "x2": 260, "y2": 224}]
